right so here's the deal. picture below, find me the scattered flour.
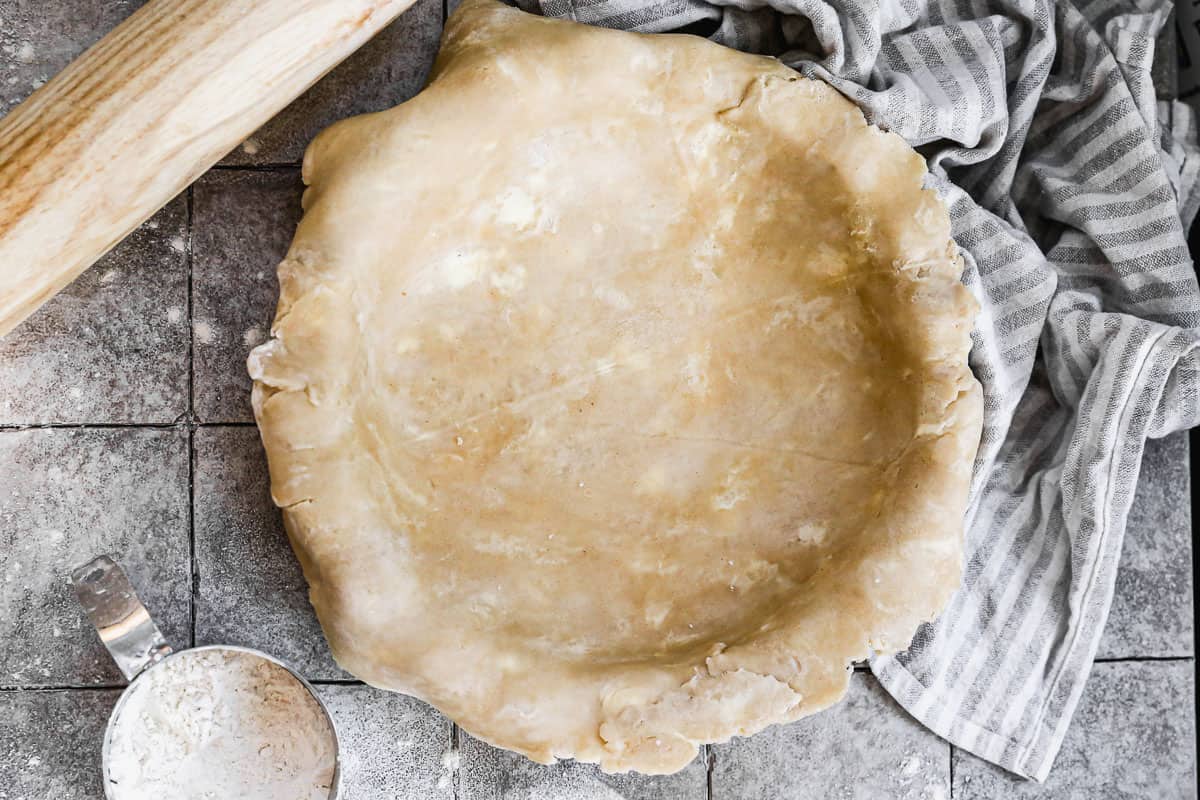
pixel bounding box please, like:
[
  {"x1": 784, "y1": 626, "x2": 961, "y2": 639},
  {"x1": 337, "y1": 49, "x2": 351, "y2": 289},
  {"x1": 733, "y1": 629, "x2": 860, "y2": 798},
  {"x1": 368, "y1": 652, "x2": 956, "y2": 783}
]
[
  {"x1": 105, "y1": 649, "x2": 336, "y2": 800},
  {"x1": 193, "y1": 320, "x2": 213, "y2": 344},
  {"x1": 436, "y1": 748, "x2": 460, "y2": 793},
  {"x1": 924, "y1": 784, "x2": 948, "y2": 800},
  {"x1": 242, "y1": 138, "x2": 261, "y2": 155},
  {"x1": 15, "y1": 42, "x2": 35, "y2": 63}
]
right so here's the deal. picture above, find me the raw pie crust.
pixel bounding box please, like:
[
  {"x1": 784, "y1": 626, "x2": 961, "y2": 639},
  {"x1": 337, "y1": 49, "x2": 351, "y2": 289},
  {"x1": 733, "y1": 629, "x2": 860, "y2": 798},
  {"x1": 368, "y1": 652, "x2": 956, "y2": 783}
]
[{"x1": 249, "y1": 0, "x2": 983, "y2": 774}]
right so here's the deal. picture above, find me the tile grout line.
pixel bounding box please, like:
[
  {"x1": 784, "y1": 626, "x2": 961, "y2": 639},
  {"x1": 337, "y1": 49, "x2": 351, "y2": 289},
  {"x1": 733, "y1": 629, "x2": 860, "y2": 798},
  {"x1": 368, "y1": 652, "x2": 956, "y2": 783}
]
[
  {"x1": 1190, "y1": 427, "x2": 1198, "y2": 758},
  {"x1": 706, "y1": 743, "x2": 715, "y2": 800},
  {"x1": 187, "y1": 184, "x2": 197, "y2": 649},
  {"x1": 1092, "y1": 655, "x2": 1195, "y2": 663},
  {"x1": 450, "y1": 722, "x2": 462, "y2": 800},
  {"x1": 0, "y1": 684, "x2": 125, "y2": 692},
  {"x1": 209, "y1": 163, "x2": 301, "y2": 172},
  {"x1": 187, "y1": 184, "x2": 196, "y2": 422},
  {"x1": 0, "y1": 421, "x2": 256, "y2": 431},
  {"x1": 188, "y1": 430, "x2": 197, "y2": 649},
  {"x1": 0, "y1": 679, "x2": 364, "y2": 691},
  {"x1": 948, "y1": 743, "x2": 955, "y2": 798}
]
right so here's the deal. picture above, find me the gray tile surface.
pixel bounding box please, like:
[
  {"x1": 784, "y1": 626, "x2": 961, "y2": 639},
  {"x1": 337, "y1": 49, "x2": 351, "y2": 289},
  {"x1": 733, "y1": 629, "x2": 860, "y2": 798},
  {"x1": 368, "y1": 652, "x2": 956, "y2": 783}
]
[
  {"x1": 0, "y1": 0, "x2": 142, "y2": 114},
  {"x1": 319, "y1": 685, "x2": 454, "y2": 800},
  {"x1": 0, "y1": 429, "x2": 190, "y2": 686},
  {"x1": 219, "y1": 0, "x2": 442, "y2": 166},
  {"x1": 193, "y1": 426, "x2": 347, "y2": 679},
  {"x1": 1098, "y1": 433, "x2": 1194, "y2": 659},
  {"x1": 711, "y1": 673, "x2": 950, "y2": 800},
  {"x1": 952, "y1": 661, "x2": 1197, "y2": 799},
  {"x1": 192, "y1": 170, "x2": 303, "y2": 423},
  {"x1": 460, "y1": 732, "x2": 707, "y2": 800},
  {"x1": 0, "y1": 198, "x2": 189, "y2": 425},
  {"x1": 0, "y1": 689, "x2": 120, "y2": 800}
]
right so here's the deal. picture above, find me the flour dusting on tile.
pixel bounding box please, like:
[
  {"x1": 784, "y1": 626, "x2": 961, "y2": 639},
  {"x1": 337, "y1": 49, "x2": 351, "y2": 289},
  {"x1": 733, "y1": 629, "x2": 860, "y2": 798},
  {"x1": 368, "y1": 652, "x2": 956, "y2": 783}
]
[
  {"x1": 923, "y1": 784, "x2": 947, "y2": 800},
  {"x1": 193, "y1": 321, "x2": 214, "y2": 344}
]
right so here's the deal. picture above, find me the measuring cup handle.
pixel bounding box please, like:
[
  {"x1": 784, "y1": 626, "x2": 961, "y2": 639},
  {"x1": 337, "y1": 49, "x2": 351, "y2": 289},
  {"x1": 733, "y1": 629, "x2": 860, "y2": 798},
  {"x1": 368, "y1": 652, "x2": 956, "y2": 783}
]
[{"x1": 71, "y1": 555, "x2": 173, "y2": 682}]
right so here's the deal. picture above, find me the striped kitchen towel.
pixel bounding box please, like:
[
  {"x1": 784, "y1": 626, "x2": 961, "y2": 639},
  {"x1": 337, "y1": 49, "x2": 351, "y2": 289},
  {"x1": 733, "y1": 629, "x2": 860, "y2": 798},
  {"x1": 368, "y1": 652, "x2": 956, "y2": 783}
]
[{"x1": 519, "y1": 0, "x2": 1200, "y2": 781}]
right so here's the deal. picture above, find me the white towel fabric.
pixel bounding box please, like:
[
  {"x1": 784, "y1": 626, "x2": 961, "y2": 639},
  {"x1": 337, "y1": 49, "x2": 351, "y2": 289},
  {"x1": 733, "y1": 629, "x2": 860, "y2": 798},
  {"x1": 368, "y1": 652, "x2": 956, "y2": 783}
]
[{"x1": 517, "y1": 0, "x2": 1200, "y2": 780}]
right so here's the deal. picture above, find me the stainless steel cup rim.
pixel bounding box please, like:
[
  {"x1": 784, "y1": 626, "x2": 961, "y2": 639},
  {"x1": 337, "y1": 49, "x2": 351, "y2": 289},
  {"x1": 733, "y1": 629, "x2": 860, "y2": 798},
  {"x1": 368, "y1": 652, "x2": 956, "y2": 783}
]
[{"x1": 71, "y1": 556, "x2": 340, "y2": 800}]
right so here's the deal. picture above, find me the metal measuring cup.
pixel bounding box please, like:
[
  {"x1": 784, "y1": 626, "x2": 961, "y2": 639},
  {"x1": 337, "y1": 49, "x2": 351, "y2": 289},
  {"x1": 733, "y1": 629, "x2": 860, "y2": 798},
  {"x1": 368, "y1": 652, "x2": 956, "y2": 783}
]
[{"x1": 71, "y1": 555, "x2": 342, "y2": 800}]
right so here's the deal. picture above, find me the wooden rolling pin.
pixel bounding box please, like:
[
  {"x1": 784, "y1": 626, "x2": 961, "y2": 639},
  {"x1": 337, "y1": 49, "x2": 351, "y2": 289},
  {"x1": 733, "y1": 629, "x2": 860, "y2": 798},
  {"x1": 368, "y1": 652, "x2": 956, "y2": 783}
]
[{"x1": 0, "y1": 0, "x2": 418, "y2": 338}]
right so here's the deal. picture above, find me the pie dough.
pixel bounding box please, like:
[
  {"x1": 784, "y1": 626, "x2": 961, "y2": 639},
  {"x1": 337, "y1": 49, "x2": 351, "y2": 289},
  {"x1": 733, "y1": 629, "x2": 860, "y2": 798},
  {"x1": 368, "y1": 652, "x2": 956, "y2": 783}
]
[{"x1": 249, "y1": 0, "x2": 983, "y2": 774}]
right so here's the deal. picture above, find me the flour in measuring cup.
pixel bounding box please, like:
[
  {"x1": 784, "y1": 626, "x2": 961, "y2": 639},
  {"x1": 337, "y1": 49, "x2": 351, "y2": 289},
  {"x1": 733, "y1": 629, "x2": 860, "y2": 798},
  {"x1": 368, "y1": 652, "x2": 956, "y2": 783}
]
[{"x1": 105, "y1": 649, "x2": 336, "y2": 800}]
